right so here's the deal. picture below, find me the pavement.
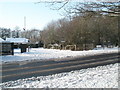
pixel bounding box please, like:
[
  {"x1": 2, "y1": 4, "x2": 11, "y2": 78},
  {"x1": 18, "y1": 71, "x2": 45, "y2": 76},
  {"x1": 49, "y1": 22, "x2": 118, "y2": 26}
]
[{"x1": 1, "y1": 52, "x2": 119, "y2": 82}]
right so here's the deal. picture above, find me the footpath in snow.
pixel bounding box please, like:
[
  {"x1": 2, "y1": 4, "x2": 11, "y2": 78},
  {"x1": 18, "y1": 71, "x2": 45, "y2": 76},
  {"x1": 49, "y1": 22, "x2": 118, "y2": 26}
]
[
  {"x1": 1, "y1": 47, "x2": 118, "y2": 63},
  {"x1": 1, "y1": 63, "x2": 119, "y2": 88}
]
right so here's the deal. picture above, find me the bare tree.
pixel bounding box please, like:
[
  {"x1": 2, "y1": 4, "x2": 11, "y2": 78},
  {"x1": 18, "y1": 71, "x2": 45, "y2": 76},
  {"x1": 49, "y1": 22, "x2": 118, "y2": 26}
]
[
  {"x1": 36, "y1": 1, "x2": 119, "y2": 17},
  {"x1": 38, "y1": 1, "x2": 119, "y2": 49}
]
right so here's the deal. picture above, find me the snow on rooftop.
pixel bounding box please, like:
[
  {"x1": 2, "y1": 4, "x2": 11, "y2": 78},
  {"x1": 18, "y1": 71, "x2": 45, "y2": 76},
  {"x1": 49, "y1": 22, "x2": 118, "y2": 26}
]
[
  {"x1": 1, "y1": 63, "x2": 118, "y2": 88},
  {"x1": 1, "y1": 47, "x2": 118, "y2": 63},
  {"x1": 6, "y1": 38, "x2": 29, "y2": 44},
  {"x1": 0, "y1": 38, "x2": 4, "y2": 42}
]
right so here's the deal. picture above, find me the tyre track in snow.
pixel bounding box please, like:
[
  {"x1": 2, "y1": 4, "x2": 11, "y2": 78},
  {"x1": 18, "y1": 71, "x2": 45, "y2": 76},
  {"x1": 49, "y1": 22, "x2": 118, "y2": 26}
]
[{"x1": 1, "y1": 52, "x2": 119, "y2": 82}]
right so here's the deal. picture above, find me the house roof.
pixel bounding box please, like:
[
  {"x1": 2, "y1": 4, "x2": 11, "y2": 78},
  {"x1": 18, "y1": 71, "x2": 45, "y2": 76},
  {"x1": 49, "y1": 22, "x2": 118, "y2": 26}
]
[
  {"x1": 0, "y1": 38, "x2": 4, "y2": 42},
  {"x1": 6, "y1": 38, "x2": 29, "y2": 44}
]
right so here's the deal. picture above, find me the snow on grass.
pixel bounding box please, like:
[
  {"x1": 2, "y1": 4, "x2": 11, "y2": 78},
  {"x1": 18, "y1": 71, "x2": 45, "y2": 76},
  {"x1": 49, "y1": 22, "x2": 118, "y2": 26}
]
[
  {"x1": 1, "y1": 47, "x2": 118, "y2": 63},
  {"x1": 1, "y1": 63, "x2": 119, "y2": 88}
]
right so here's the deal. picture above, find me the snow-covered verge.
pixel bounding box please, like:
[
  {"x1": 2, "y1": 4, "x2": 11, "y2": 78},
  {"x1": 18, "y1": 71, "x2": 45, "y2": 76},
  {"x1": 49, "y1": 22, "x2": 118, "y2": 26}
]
[
  {"x1": 1, "y1": 47, "x2": 119, "y2": 63},
  {"x1": 1, "y1": 63, "x2": 119, "y2": 88}
]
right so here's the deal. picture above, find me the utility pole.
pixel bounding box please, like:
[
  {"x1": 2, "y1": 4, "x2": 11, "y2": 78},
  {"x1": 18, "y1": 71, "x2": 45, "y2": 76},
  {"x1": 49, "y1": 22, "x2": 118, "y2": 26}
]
[
  {"x1": 23, "y1": 16, "x2": 26, "y2": 38},
  {"x1": 23, "y1": 16, "x2": 26, "y2": 30}
]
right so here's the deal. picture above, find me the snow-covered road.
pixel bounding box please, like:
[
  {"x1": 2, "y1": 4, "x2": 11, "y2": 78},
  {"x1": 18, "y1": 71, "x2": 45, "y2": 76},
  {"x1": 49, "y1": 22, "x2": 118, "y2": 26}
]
[
  {"x1": 1, "y1": 47, "x2": 119, "y2": 88},
  {"x1": 1, "y1": 47, "x2": 118, "y2": 63},
  {"x1": 1, "y1": 63, "x2": 119, "y2": 88}
]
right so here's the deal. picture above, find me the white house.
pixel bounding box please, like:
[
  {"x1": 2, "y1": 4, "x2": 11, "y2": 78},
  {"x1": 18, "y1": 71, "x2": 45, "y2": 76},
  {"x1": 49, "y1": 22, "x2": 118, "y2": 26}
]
[{"x1": 6, "y1": 38, "x2": 29, "y2": 44}]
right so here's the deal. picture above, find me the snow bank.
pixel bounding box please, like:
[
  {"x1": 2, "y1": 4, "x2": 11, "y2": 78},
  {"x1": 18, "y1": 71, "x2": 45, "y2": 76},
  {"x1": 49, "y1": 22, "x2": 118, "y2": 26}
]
[
  {"x1": 1, "y1": 47, "x2": 118, "y2": 63},
  {"x1": 1, "y1": 63, "x2": 118, "y2": 88}
]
